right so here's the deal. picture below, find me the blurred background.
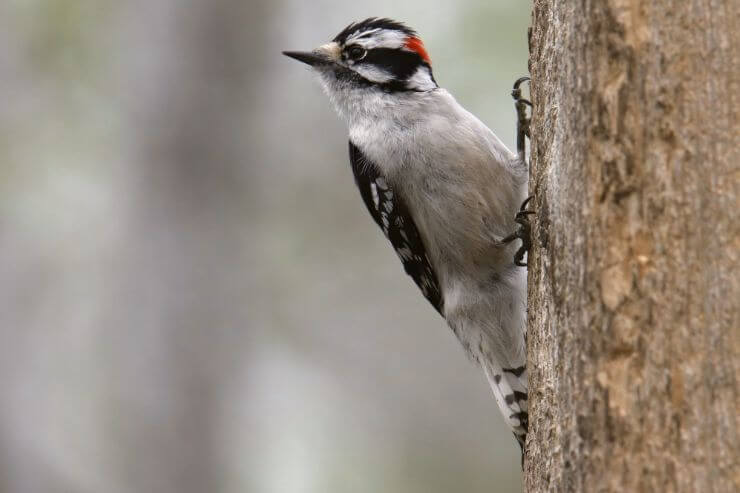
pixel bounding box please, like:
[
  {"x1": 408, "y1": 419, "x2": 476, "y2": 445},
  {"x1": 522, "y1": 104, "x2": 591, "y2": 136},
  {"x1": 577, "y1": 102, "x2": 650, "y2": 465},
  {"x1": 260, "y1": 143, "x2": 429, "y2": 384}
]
[{"x1": 0, "y1": 1, "x2": 530, "y2": 492}]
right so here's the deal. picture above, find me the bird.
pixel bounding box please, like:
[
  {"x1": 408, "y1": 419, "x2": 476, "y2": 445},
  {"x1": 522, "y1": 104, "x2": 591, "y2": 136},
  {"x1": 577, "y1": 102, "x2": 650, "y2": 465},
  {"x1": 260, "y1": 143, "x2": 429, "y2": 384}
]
[{"x1": 284, "y1": 17, "x2": 531, "y2": 451}]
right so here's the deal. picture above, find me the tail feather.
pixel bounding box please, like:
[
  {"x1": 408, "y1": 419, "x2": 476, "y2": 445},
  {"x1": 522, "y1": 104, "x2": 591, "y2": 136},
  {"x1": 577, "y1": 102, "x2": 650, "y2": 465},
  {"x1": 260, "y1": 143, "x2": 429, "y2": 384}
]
[{"x1": 482, "y1": 361, "x2": 528, "y2": 448}]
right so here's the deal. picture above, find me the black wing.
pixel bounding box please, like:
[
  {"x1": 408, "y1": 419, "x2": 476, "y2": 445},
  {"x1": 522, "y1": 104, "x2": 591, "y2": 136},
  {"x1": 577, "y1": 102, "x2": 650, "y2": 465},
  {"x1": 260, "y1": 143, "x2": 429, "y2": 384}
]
[{"x1": 348, "y1": 141, "x2": 444, "y2": 315}]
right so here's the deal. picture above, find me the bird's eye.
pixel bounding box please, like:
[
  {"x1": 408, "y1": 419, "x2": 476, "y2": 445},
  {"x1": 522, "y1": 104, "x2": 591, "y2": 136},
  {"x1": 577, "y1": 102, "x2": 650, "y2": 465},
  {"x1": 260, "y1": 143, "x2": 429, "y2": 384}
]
[{"x1": 347, "y1": 46, "x2": 367, "y2": 61}]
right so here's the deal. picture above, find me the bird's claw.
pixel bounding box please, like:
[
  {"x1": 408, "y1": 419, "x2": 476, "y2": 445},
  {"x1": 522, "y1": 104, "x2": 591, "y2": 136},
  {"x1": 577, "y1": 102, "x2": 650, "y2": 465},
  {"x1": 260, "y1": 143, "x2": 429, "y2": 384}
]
[
  {"x1": 507, "y1": 77, "x2": 534, "y2": 266},
  {"x1": 503, "y1": 196, "x2": 535, "y2": 267},
  {"x1": 512, "y1": 77, "x2": 532, "y2": 158}
]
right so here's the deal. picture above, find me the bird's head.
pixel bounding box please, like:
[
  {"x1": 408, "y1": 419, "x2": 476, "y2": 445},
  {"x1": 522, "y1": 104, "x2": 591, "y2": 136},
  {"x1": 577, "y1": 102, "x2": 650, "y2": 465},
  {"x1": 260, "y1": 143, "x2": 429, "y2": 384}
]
[{"x1": 283, "y1": 18, "x2": 437, "y2": 99}]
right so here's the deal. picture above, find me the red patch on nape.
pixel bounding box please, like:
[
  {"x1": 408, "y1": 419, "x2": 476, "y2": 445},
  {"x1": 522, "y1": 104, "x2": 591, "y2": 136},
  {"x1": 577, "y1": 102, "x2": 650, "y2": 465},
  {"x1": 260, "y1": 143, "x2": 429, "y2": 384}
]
[{"x1": 405, "y1": 37, "x2": 431, "y2": 64}]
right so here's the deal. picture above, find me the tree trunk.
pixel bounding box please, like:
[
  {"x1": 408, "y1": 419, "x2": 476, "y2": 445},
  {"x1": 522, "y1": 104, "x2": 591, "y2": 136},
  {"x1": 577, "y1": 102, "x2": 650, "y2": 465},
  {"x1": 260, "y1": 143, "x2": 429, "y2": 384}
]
[{"x1": 524, "y1": 1, "x2": 739, "y2": 492}]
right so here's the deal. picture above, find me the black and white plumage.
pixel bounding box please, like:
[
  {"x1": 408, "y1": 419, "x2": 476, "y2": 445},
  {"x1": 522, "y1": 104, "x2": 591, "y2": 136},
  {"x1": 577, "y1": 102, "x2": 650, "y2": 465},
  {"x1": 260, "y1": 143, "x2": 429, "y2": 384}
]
[
  {"x1": 349, "y1": 141, "x2": 443, "y2": 314},
  {"x1": 284, "y1": 18, "x2": 529, "y2": 450}
]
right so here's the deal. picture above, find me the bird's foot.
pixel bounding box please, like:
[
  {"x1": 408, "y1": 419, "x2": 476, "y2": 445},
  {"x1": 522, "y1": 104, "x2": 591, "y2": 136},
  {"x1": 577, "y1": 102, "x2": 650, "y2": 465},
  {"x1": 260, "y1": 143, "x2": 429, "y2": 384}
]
[
  {"x1": 502, "y1": 196, "x2": 535, "y2": 267},
  {"x1": 512, "y1": 76, "x2": 531, "y2": 160}
]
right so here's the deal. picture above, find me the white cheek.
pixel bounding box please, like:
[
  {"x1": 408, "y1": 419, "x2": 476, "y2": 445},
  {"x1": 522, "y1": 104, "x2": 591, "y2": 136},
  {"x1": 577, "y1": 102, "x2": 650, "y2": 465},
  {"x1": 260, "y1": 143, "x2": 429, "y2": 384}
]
[{"x1": 353, "y1": 64, "x2": 393, "y2": 84}]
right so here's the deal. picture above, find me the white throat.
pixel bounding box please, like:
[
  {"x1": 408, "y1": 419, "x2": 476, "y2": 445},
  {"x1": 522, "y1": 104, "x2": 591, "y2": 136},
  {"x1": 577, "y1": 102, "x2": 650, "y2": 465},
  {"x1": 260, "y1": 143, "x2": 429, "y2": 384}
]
[{"x1": 315, "y1": 66, "x2": 436, "y2": 125}]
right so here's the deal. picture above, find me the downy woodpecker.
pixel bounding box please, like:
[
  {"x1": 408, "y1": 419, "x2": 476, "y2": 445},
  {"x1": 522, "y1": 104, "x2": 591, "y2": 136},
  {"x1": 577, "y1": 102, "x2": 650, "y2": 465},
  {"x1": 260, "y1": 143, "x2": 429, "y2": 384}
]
[{"x1": 284, "y1": 18, "x2": 531, "y2": 450}]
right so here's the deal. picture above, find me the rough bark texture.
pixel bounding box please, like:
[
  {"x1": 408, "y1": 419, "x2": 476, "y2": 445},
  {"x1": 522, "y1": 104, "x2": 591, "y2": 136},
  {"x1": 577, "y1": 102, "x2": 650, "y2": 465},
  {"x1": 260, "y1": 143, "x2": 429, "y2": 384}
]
[{"x1": 525, "y1": 1, "x2": 739, "y2": 492}]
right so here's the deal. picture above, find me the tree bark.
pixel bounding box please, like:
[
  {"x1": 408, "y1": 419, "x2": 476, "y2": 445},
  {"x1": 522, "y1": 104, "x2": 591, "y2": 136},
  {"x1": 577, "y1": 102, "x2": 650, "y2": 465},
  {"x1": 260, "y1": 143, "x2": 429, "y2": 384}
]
[{"x1": 524, "y1": 1, "x2": 739, "y2": 492}]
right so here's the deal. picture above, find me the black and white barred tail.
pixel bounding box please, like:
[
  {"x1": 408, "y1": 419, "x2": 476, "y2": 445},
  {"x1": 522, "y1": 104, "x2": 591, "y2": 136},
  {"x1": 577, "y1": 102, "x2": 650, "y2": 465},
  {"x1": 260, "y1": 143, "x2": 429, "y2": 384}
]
[{"x1": 482, "y1": 361, "x2": 528, "y2": 449}]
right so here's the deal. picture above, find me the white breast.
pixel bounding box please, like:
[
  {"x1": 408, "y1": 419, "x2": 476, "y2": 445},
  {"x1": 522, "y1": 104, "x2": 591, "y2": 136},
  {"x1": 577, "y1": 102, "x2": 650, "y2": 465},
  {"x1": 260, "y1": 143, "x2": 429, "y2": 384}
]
[{"x1": 331, "y1": 81, "x2": 530, "y2": 438}]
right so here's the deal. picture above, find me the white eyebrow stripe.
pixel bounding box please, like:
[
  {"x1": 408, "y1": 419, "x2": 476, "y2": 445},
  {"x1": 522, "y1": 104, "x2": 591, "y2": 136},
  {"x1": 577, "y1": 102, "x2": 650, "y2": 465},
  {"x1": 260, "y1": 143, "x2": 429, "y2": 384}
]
[
  {"x1": 349, "y1": 28, "x2": 381, "y2": 40},
  {"x1": 346, "y1": 29, "x2": 408, "y2": 50}
]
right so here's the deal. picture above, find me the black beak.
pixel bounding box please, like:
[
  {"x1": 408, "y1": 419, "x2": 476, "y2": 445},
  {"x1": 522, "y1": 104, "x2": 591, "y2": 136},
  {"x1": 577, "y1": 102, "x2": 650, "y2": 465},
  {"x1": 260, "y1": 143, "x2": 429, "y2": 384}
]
[{"x1": 282, "y1": 51, "x2": 331, "y2": 67}]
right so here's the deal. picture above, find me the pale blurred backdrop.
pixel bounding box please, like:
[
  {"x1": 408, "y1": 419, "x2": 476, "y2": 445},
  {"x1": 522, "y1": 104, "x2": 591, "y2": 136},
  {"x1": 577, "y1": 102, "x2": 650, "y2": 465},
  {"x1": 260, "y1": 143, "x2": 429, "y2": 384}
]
[{"x1": 0, "y1": 1, "x2": 530, "y2": 492}]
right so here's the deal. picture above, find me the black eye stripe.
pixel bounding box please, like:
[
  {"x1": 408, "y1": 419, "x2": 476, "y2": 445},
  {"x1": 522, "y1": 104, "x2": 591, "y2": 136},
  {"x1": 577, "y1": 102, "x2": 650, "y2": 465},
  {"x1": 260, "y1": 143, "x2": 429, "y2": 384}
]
[{"x1": 359, "y1": 48, "x2": 424, "y2": 80}]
